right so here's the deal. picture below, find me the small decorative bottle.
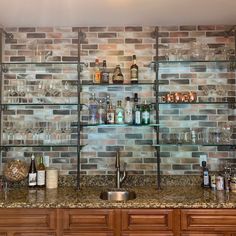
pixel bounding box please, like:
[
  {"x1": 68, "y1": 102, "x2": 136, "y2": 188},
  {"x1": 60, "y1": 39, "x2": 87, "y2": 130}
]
[
  {"x1": 141, "y1": 100, "x2": 150, "y2": 125},
  {"x1": 115, "y1": 100, "x2": 124, "y2": 124}
]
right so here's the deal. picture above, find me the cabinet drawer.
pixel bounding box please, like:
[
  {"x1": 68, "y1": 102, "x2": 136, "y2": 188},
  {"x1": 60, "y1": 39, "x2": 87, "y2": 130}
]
[
  {"x1": 181, "y1": 233, "x2": 224, "y2": 236},
  {"x1": 13, "y1": 233, "x2": 56, "y2": 236},
  {"x1": 61, "y1": 209, "x2": 115, "y2": 231},
  {"x1": 0, "y1": 209, "x2": 56, "y2": 231},
  {"x1": 62, "y1": 233, "x2": 113, "y2": 236},
  {"x1": 122, "y1": 209, "x2": 174, "y2": 231},
  {"x1": 122, "y1": 233, "x2": 174, "y2": 236},
  {"x1": 181, "y1": 209, "x2": 236, "y2": 231}
]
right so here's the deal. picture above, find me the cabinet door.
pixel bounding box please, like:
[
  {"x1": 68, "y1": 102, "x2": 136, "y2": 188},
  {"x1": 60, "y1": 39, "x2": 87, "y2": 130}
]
[
  {"x1": 121, "y1": 209, "x2": 174, "y2": 231},
  {"x1": 0, "y1": 209, "x2": 57, "y2": 231},
  {"x1": 60, "y1": 209, "x2": 115, "y2": 232},
  {"x1": 181, "y1": 209, "x2": 236, "y2": 232}
]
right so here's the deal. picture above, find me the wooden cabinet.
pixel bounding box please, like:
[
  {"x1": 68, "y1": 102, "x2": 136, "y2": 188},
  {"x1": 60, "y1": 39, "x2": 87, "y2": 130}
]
[
  {"x1": 180, "y1": 209, "x2": 236, "y2": 236},
  {"x1": 0, "y1": 208, "x2": 236, "y2": 235},
  {"x1": 59, "y1": 209, "x2": 117, "y2": 235},
  {"x1": 121, "y1": 209, "x2": 176, "y2": 235},
  {"x1": 0, "y1": 209, "x2": 57, "y2": 236}
]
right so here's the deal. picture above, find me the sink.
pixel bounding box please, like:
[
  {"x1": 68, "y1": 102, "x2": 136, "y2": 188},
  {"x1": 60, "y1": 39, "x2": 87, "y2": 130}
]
[{"x1": 100, "y1": 189, "x2": 136, "y2": 201}]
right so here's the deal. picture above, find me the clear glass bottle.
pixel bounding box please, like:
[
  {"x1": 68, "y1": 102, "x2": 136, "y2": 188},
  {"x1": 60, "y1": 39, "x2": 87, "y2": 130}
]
[
  {"x1": 115, "y1": 100, "x2": 124, "y2": 124},
  {"x1": 124, "y1": 97, "x2": 133, "y2": 124},
  {"x1": 130, "y1": 55, "x2": 138, "y2": 84},
  {"x1": 88, "y1": 93, "x2": 98, "y2": 124},
  {"x1": 37, "y1": 156, "x2": 46, "y2": 187},
  {"x1": 141, "y1": 100, "x2": 150, "y2": 125},
  {"x1": 28, "y1": 154, "x2": 37, "y2": 187},
  {"x1": 98, "y1": 99, "x2": 106, "y2": 124},
  {"x1": 112, "y1": 65, "x2": 124, "y2": 84},
  {"x1": 134, "y1": 105, "x2": 141, "y2": 125},
  {"x1": 93, "y1": 58, "x2": 101, "y2": 84},
  {"x1": 106, "y1": 103, "x2": 115, "y2": 124},
  {"x1": 101, "y1": 60, "x2": 109, "y2": 84}
]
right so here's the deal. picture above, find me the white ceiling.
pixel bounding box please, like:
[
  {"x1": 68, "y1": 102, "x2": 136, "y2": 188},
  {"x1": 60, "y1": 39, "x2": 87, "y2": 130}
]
[{"x1": 0, "y1": 0, "x2": 235, "y2": 27}]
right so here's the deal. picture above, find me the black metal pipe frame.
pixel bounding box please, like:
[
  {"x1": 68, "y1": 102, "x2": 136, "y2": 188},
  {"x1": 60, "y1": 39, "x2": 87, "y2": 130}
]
[
  {"x1": 154, "y1": 26, "x2": 161, "y2": 190},
  {"x1": 77, "y1": 29, "x2": 86, "y2": 190}
]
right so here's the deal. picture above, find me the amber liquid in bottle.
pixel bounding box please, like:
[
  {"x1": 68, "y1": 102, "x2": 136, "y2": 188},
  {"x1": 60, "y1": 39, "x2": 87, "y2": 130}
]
[{"x1": 130, "y1": 55, "x2": 138, "y2": 84}]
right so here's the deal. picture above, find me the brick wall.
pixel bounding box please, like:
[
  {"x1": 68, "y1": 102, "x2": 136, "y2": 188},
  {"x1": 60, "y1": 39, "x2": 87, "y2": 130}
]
[{"x1": 1, "y1": 25, "x2": 235, "y2": 176}]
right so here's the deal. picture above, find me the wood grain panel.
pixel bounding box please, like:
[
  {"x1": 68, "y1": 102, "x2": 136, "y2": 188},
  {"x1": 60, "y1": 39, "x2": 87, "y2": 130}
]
[
  {"x1": 122, "y1": 209, "x2": 174, "y2": 231},
  {"x1": 61, "y1": 209, "x2": 115, "y2": 231},
  {"x1": 181, "y1": 209, "x2": 236, "y2": 231},
  {"x1": 0, "y1": 209, "x2": 57, "y2": 231}
]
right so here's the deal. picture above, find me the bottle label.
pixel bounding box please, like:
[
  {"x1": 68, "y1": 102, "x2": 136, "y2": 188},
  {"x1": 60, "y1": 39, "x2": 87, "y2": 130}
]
[
  {"x1": 116, "y1": 111, "x2": 124, "y2": 123},
  {"x1": 203, "y1": 170, "x2": 209, "y2": 186},
  {"x1": 142, "y1": 111, "x2": 150, "y2": 124},
  {"x1": 131, "y1": 68, "x2": 138, "y2": 80},
  {"x1": 135, "y1": 111, "x2": 141, "y2": 124},
  {"x1": 107, "y1": 112, "x2": 115, "y2": 124},
  {"x1": 125, "y1": 109, "x2": 132, "y2": 123},
  {"x1": 37, "y1": 170, "x2": 46, "y2": 186},
  {"x1": 28, "y1": 173, "x2": 37, "y2": 186}
]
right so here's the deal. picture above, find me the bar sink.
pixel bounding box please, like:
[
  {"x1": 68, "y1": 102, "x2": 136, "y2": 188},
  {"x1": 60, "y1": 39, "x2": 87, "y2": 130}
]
[{"x1": 100, "y1": 189, "x2": 136, "y2": 201}]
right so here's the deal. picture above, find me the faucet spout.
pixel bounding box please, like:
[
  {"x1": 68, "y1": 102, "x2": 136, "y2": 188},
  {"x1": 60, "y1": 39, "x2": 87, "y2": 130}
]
[{"x1": 115, "y1": 151, "x2": 127, "y2": 189}]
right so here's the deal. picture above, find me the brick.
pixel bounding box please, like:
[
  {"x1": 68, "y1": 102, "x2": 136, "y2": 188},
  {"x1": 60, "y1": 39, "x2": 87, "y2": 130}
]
[
  {"x1": 98, "y1": 33, "x2": 117, "y2": 38},
  {"x1": 125, "y1": 26, "x2": 142, "y2": 32},
  {"x1": 125, "y1": 38, "x2": 142, "y2": 44},
  {"x1": 27, "y1": 33, "x2": 46, "y2": 38}
]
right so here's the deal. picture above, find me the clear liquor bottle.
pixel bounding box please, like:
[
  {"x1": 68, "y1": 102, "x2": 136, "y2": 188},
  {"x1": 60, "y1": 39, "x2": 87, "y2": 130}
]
[
  {"x1": 124, "y1": 97, "x2": 133, "y2": 124},
  {"x1": 141, "y1": 100, "x2": 150, "y2": 125},
  {"x1": 115, "y1": 100, "x2": 124, "y2": 124},
  {"x1": 88, "y1": 93, "x2": 98, "y2": 124},
  {"x1": 98, "y1": 99, "x2": 106, "y2": 124}
]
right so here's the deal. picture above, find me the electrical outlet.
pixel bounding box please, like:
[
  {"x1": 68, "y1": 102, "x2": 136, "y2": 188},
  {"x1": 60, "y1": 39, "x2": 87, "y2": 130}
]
[
  {"x1": 200, "y1": 155, "x2": 207, "y2": 166},
  {"x1": 43, "y1": 156, "x2": 50, "y2": 168}
]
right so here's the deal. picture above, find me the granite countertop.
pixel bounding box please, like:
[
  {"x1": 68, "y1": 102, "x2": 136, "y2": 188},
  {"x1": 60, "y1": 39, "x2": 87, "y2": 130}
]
[{"x1": 1, "y1": 186, "x2": 236, "y2": 208}]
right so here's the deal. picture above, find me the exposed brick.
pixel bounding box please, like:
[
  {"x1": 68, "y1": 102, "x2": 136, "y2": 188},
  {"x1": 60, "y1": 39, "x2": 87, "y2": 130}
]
[
  {"x1": 27, "y1": 33, "x2": 46, "y2": 38},
  {"x1": 98, "y1": 33, "x2": 117, "y2": 38},
  {"x1": 19, "y1": 27, "x2": 35, "y2": 32},
  {"x1": 125, "y1": 38, "x2": 142, "y2": 44},
  {"x1": 125, "y1": 26, "x2": 142, "y2": 32}
]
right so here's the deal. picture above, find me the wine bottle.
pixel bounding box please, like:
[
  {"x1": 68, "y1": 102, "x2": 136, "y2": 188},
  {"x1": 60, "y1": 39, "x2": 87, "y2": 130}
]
[
  {"x1": 28, "y1": 154, "x2": 37, "y2": 187},
  {"x1": 130, "y1": 55, "x2": 138, "y2": 84},
  {"x1": 37, "y1": 156, "x2": 46, "y2": 187},
  {"x1": 101, "y1": 60, "x2": 109, "y2": 84}
]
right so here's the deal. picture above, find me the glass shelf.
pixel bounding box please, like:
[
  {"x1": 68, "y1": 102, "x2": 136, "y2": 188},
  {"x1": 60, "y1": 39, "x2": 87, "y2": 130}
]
[
  {"x1": 157, "y1": 60, "x2": 236, "y2": 64},
  {"x1": 0, "y1": 144, "x2": 78, "y2": 148},
  {"x1": 80, "y1": 123, "x2": 160, "y2": 127},
  {"x1": 1, "y1": 103, "x2": 78, "y2": 106},
  {"x1": 2, "y1": 62, "x2": 78, "y2": 65},
  {"x1": 158, "y1": 101, "x2": 235, "y2": 105},
  {"x1": 154, "y1": 143, "x2": 236, "y2": 147},
  {"x1": 81, "y1": 82, "x2": 155, "y2": 86}
]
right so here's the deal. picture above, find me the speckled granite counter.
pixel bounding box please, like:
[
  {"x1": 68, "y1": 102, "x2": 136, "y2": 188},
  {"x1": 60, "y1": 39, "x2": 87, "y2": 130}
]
[{"x1": 1, "y1": 186, "x2": 236, "y2": 209}]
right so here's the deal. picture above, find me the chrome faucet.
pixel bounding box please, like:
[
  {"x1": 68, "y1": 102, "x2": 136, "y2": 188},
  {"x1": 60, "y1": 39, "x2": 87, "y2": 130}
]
[{"x1": 115, "y1": 150, "x2": 127, "y2": 189}]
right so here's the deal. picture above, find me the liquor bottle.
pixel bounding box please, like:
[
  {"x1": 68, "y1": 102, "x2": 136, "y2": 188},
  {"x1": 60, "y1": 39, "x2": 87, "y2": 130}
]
[
  {"x1": 112, "y1": 65, "x2": 124, "y2": 84},
  {"x1": 28, "y1": 154, "x2": 37, "y2": 187},
  {"x1": 141, "y1": 100, "x2": 150, "y2": 125},
  {"x1": 98, "y1": 99, "x2": 106, "y2": 124},
  {"x1": 134, "y1": 105, "x2": 141, "y2": 125},
  {"x1": 115, "y1": 100, "x2": 124, "y2": 124},
  {"x1": 101, "y1": 60, "x2": 109, "y2": 84},
  {"x1": 106, "y1": 103, "x2": 115, "y2": 124},
  {"x1": 93, "y1": 59, "x2": 101, "y2": 84},
  {"x1": 88, "y1": 93, "x2": 98, "y2": 124},
  {"x1": 124, "y1": 97, "x2": 133, "y2": 124},
  {"x1": 201, "y1": 161, "x2": 210, "y2": 188},
  {"x1": 37, "y1": 156, "x2": 46, "y2": 187},
  {"x1": 130, "y1": 55, "x2": 138, "y2": 84}
]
